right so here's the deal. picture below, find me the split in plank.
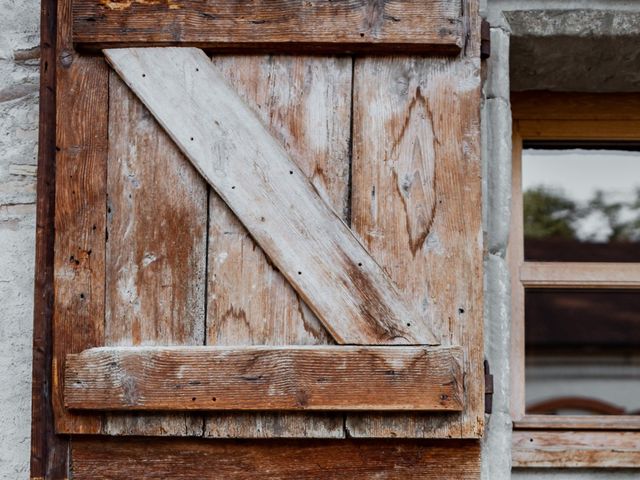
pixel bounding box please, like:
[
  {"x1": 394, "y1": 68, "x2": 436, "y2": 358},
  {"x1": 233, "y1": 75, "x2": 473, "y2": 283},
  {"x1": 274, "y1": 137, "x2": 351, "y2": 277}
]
[
  {"x1": 104, "y1": 47, "x2": 438, "y2": 346},
  {"x1": 74, "y1": 0, "x2": 463, "y2": 54},
  {"x1": 65, "y1": 346, "x2": 463, "y2": 411}
]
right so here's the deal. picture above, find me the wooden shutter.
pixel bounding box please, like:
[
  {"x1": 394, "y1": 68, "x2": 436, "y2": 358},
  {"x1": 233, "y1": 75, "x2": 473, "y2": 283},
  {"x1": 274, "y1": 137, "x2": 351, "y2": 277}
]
[{"x1": 50, "y1": 0, "x2": 483, "y2": 444}]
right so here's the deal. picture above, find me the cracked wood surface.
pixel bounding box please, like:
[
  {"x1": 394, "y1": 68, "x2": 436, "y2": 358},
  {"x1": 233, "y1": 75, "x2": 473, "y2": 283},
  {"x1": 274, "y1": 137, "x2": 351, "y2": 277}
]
[
  {"x1": 52, "y1": 52, "x2": 108, "y2": 434},
  {"x1": 204, "y1": 55, "x2": 351, "y2": 438},
  {"x1": 51, "y1": 0, "x2": 484, "y2": 445},
  {"x1": 71, "y1": 437, "x2": 481, "y2": 479},
  {"x1": 65, "y1": 346, "x2": 464, "y2": 411},
  {"x1": 104, "y1": 47, "x2": 438, "y2": 346},
  {"x1": 102, "y1": 73, "x2": 208, "y2": 435},
  {"x1": 72, "y1": 0, "x2": 463, "y2": 54},
  {"x1": 346, "y1": 31, "x2": 484, "y2": 437}
]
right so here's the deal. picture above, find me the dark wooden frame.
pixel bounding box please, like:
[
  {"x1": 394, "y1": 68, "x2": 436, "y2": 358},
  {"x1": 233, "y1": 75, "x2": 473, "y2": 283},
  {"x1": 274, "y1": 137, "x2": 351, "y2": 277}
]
[{"x1": 30, "y1": 0, "x2": 71, "y2": 475}]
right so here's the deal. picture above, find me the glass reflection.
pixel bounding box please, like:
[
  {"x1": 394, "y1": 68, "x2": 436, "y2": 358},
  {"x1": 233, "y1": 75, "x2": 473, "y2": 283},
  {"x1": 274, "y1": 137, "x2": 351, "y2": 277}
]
[{"x1": 523, "y1": 144, "x2": 640, "y2": 262}]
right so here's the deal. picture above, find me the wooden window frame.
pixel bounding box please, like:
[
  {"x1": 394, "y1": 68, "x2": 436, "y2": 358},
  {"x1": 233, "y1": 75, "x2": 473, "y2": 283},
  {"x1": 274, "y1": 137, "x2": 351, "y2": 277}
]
[{"x1": 510, "y1": 92, "x2": 640, "y2": 468}]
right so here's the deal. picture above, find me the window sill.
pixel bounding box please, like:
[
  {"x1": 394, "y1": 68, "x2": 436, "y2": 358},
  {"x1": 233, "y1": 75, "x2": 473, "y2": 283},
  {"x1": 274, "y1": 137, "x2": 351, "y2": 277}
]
[{"x1": 512, "y1": 430, "x2": 640, "y2": 468}]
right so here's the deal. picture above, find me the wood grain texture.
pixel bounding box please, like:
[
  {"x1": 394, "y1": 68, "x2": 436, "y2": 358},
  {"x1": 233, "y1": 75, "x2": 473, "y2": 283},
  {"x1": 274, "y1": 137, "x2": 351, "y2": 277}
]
[
  {"x1": 520, "y1": 262, "x2": 640, "y2": 289},
  {"x1": 346, "y1": 35, "x2": 483, "y2": 436},
  {"x1": 102, "y1": 72, "x2": 208, "y2": 435},
  {"x1": 31, "y1": 0, "x2": 71, "y2": 473},
  {"x1": 65, "y1": 346, "x2": 464, "y2": 411},
  {"x1": 205, "y1": 55, "x2": 351, "y2": 438},
  {"x1": 73, "y1": 0, "x2": 463, "y2": 54},
  {"x1": 105, "y1": 47, "x2": 437, "y2": 346},
  {"x1": 71, "y1": 437, "x2": 481, "y2": 479},
  {"x1": 512, "y1": 430, "x2": 640, "y2": 468},
  {"x1": 509, "y1": 126, "x2": 525, "y2": 421},
  {"x1": 52, "y1": 50, "x2": 109, "y2": 434},
  {"x1": 512, "y1": 91, "x2": 640, "y2": 120},
  {"x1": 517, "y1": 119, "x2": 640, "y2": 141},
  {"x1": 514, "y1": 415, "x2": 640, "y2": 431},
  {"x1": 207, "y1": 55, "x2": 349, "y2": 349},
  {"x1": 345, "y1": 0, "x2": 483, "y2": 438}
]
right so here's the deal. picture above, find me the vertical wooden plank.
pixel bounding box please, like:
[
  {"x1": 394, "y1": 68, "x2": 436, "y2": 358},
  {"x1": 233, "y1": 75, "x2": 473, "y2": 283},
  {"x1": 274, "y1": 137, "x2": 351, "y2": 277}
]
[
  {"x1": 31, "y1": 0, "x2": 71, "y2": 472},
  {"x1": 52, "y1": 0, "x2": 109, "y2": 437},
  {"x1": 52, "y1": 51, "x2": 108, "y2": 434},
  {"x1": 509, "y1": 125, "x2": 525, "y2": 421},
  {"x1": 103, "y1": 73, "x2": 207, "y2": 435},
  {"x1": 204, "y1": 55, "x2": 351, "y2": 438},
  {"x1": 346, "y1": 0, "x2": 483, "y2": 437}
]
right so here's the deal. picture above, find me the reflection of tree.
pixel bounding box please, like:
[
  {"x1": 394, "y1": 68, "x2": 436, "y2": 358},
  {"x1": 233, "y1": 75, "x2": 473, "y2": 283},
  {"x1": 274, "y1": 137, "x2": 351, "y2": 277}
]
[
  {"x1": 587, "y1": 189, "x2": 640, "y2": 242},
  {"x1": 523, "y1": 186, "x2": 640, "y2": 242},
  {"x1": 523, "y1": 187, "x2": 579, "y2": 239}
]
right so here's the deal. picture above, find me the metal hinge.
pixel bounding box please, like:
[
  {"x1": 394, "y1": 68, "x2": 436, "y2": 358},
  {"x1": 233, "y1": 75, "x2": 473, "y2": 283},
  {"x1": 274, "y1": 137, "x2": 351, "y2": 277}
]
[
  {"x1": 481, "y1": 19, "x2": 491, "y2": 60},
  {"x1": 484, "y1": 359, "x2": 494, "y2": 414}
]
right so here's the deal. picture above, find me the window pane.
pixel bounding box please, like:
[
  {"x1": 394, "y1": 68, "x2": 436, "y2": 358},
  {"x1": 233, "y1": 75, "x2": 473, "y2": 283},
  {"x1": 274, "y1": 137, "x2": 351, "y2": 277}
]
[
  {"x1": 522, "y1": 144, "x2": 640, "y2": 262},
  {"x1": 525, "y1": 289, "x2": 640, "y2": 415},
  {"x1": 525, "y1": 352, "x2": 640, "y2": 415},
  {"x1": 525, "y1": 289, "x2": 640, "y2": 349}
]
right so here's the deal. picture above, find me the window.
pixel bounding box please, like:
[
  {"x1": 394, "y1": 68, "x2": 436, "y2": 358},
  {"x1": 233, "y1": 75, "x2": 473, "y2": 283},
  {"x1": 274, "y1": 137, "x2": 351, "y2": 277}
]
[{"x1": 510, "y1": 92, "x2": 640, "y2": 468}]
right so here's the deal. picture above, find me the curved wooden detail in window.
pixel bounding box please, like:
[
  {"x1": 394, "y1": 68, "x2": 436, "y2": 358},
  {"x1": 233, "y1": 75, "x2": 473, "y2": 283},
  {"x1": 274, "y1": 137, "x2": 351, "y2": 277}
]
[{"x1": 526, "y1": 396, "x2": 626, "y2": 416}]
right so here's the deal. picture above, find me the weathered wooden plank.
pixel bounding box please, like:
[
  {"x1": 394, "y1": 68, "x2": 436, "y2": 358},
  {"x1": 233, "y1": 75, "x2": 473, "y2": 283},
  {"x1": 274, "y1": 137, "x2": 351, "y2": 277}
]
[
  {"x1": 73, "y1": 0, "x2": 463, "y2": 54},
  {"x1": 105, "y1": 47, "x2": 438, "y2": 346},
  {"x1": 52, "y1": 51, "x2": 109, "y2": 434},
  {"x1": 512, "y1": 431, "x2": 640, "y2": 468},
  {"x1": 72, "y1": 437, "x2": 481, "y2": 480},
  {"x1": 205, "y1": 55, "x2": 351, "y2": 438},
  {"x1": 31, "y1": 0, "x2": 71, "y2": 472},
  {"x1": 102, "y1": 72, "x2": 208, "y2": 435},
  {"x1": 346, "y1": 47, "x2": 483, "y2": 435},
  {"x1": 520, "y1": 262, "x2": 640, "y2": 289},
  {"x1": 509, "y1": 126, "x2": 526, "y2": 421},
  {"x1": 65, "y1": 346, "x2": 464, "y2": 411},
  {"x1": 514, "y1": 415, "x2": 640, "y2": 431}
]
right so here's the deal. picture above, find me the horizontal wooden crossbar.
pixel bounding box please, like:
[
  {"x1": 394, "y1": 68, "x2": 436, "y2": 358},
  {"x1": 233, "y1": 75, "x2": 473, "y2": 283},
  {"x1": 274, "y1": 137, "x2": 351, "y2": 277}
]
[
  {"x1": 514, "y1": 414, "x2": 640, "y2": 431},
  {"x1": 72, "y1": 0, "x2": 464, "y2": 53},
  {"x1": 71, "y1": 437, "x2": 481, "y2": 479},
  {"x1": 520, "y1": 262, "x2": 640, "y2": 289},
  {"x1": 64, "y1": 346, "x2": 463, "y2": 412}
]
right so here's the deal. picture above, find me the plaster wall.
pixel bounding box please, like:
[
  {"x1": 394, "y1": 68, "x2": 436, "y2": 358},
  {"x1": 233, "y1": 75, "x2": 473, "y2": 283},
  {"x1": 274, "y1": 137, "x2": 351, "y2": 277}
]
[{"x1": 0, "y1": 0, "x2": 39, "y2": 477}]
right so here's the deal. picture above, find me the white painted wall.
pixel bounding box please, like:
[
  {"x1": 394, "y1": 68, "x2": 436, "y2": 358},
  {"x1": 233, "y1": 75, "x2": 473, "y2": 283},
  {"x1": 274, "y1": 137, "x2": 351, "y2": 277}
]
[{"x1": 0, "y1": 0, "x2": 39, "y2": 477}]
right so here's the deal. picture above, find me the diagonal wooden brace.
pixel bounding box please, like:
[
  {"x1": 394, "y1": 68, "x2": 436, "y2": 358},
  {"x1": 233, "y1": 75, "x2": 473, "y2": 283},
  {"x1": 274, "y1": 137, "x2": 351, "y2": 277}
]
[{"x1": 104, "y1": 47, "x2": 438, "y2": 345}]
